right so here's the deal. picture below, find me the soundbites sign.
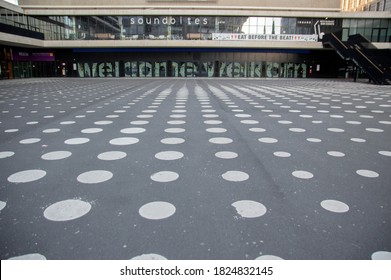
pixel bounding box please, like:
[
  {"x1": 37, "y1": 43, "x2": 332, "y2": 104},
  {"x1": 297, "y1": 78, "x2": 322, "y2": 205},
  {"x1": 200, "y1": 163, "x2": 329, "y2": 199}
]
[{"x1": 212, "y1": 33, "x2": 318, "y2": 42}]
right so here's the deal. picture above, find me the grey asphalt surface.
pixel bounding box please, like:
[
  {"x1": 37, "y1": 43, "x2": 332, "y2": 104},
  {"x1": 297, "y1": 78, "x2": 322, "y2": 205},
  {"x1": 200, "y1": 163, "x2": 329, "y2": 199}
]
[{"x1": 0, "y1": 78, "x2": 390, "y2": 260}]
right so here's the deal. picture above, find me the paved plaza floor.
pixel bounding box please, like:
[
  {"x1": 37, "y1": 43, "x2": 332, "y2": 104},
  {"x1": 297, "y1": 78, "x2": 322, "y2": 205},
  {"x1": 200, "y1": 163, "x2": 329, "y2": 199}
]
[{"x1": 0, "y1": 78, "x2": 390, "y2": 260}]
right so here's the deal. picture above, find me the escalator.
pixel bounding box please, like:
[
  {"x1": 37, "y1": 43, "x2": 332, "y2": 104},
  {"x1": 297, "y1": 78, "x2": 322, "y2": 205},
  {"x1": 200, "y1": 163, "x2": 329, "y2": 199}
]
[{"x1": 322, "y1": 32, "x2": 391, "y2": 85}]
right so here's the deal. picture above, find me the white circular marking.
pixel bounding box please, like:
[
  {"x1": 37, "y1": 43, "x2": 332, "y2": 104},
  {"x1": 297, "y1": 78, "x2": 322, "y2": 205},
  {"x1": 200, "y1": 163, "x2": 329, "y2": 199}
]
[
  {"x1": 204, "y1": 120, "x2": 223, "y2": 125},
  {"x1": 379, "y1": 151, "x2": 391, "y2": 157},
  {"x1": 155, "y1": 151, "x2": 184, "y2": 161},
  {"x1": 215, "y1": 151, "x2": 238, "y2": 159},
  {"x1": 8, "y1": 169, "x2": 46, "y2": 183},
  {"x1": 206, "y1": 128, "x2": 227, "y2": 133},
  {"x1": 165, "y1": 128, "x2": 185, "y2": 133},
  {"x1": 249, "y1": 128, "x2": 266, "y2": 132},
  {"x1": 209, "y1": 137, "x2": 233, "y2": 144},
  {"x1": 167, "y1": 120, "x2": 186, "y2": 125},
  {"x1": 8, "y1": 253, "x2": 47, "y2": 260},
  {"x1": 306, "y1": 138, "x2": 322, "y2": 143},
  {"x1": 0, "y1": 151, "x2": 15, "y2": 159},
  {"x1": 321, "y1": 199, "x2": 349, "y2": 213},
  {"x1": 255, "y1": 255, "x2": 283, "y2": 260},
  {"x1": 41, "y1": 151, "x2": 72, "y2": 161},
  {"x1": 161, "y1": 138, "x2": 185, "y2": 145},
  {"x1": 289, "y1": 128, "x2": 306, "y2": 133},
  {"x1": 346, "y1": 121, "x2": 361, "y2": 125},
  {"x1": 26, "y1": 121, "x2": 39, "y2": 125},
  {"x1": 170, "y1": 114, "x2": 186, "y2": 118},
  {"x1": 232, "y1": 200, "x2": 267, "y2": 218},
  {"x1": 81, "y1": 128, "x2": 102, "y2": 134},
  {"x1": 20, "y1": 138, "x2": 41, "y2": 144},
  {"x1": 0, "y1": 201, "x2": 6, "y2": 211},
  {"x1": 120, "y1": 127, "x2": 146, "y2": 134},
  {"x1": 235, "y1": 114, "x2": 252, "y2": 118},
  {"x1": 60, "y1": 121, "x2": 75, "y2": 125},
  {"x1": 327, "y1": 128, "x2": 345, "y2": 133},
  {"x1": 366, "y1": 128, "x2": 384, "y2": 133},
  {"x1": 274, "y1": 151, "x2": 291, "y2": 158},
  {"x1": 43, "y1": 128, "x2": 61, "y2": 133},
  {"x1": 203, "y1": 114, "x2": 219, "y2": 118},
  {"x1": 106, "y1": 115, "x2": 119, "y2": 119},
  {"x1": 131, "y1": 120, "x2": 149, "y2": 125},
  {"x1": 95, "y1": 120, "x2": 113, "y2": 125},
  {"x1": 371, "y1": 251, "x2": 391, "y2": 260},
  {"x1": 292, "y1": 170, "x2": 313, "y2": 179},
  {"x1": 151, "y1": 171, "x2": 179, "y2": 183},
  {"x1": 109, "y1": 137, "x2": 139, "y2": 146},
  {"x1": 356, "y1": 169, "x2": 379, "y2": 178},
  {"x1": 222, "y1": 171, "x2": 249, "y2": 182},
  {"x1": 327, "y1": 151, "x2": 345, "y2": 157},
  {"x1": 278, "y1": 120, "x2": 292, "y2": 124},
  {"x1": 137, "y1": 114, "x2": 154, "y2": 119},
  {"x1": 131, "y1": 254, "x2": 167, "y2": 260},
  {"x1": 44, "y1": 199, "x2": 91, "y2": 221},
  {"x1": 77, "y1": 170, "x2": 113, "y2": 184},
  {"x1": 65, "y1": 138, "x2": 90, "y2": 145},
  {"x1": 4, "y1": 128, "x2": 19, "y2": 133},
  {"x1": 258, "y1": 137, "x2": 278, "y2": 144},
  {"x1": 98, "y1": 151, "x2": 127, "y2": 161},
  {"x1": 351, "y1": 138, "x2": 366, "y2": 143},
  {"x1": 139, "y1": 201, "x2": 176, "y2": 220},
  {"x1": 379, "y1": 121, "x2": 391, "y2": 125},
  {"x1": 240, "y1": 120, "x2": 259, "y2": 124}
]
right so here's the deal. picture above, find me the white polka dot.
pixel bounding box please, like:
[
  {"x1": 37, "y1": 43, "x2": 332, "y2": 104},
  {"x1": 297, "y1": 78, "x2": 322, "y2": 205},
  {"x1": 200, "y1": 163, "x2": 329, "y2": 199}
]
[
  {"x1": 327, "y1": 128, "x2": 345, "y2": 133},
  {"x1": 292, "y1": 170, "x2": 313, "y2": 179},
  {"x1": 222, "y1": 171, "x2": 249, "y2": 182},
  {"x1": 130, "y1": 120, "x2": 149, "y2": 125},
  {"x1": 137, "y1": 114, "x2": 153, "y2": 119},
  {"x1": 371, "y1": 251, "x2": 391, "y2": 260},
  {"x1": 209, "y1": 137, "x2": 233, "y2": 144},
  {"x1": 81, "y1": 128, "x2": 102, "y2": 134},
  {"x1": 258, "y1": 137, "x2": 278, "y2": 144},
  {"x1": 278, "y1": 120, "x2": 292, "y2": 124},
  {"x1": 65, "y1": 138, "x2": 90, "y2": 145},
  {"x1": 106, "y1": 115, "x2": 119, "y2": 119},
  {"x1": 215, "y1": 151, "x2": 238, "y2": 159},
  {"x1": 155, "y1": 151, "x2": 184, "y2": 161},
  {"x1": 77, "y1": 170, "x2": 113, "y2": 184},
  {"x1": 235, "y1": 114, "x2": 252, "y2": 118},
  {"x1": 321, "y1": 199, "x2": 349, "y2": 213},
  {"x1": 26, "y1": 121, "x2": 38, "y2": 125},
  {"x1": 379, "y1": 151, "x2": 391, "y2": 157},
  {"x1": 170, "y1": 114, "x2": 186, "y2": 118},
  {"x1": 44, "y1": 199, "x2": 91, "y2": 221},
  {"x1": 109, "y1": 137, "x2": 139, "y2": 145},
  {"x1": 60, "y1": 121, "x2": 75, "y2": 125},
  {"x1": 240, "y1": 120, "x2": 259, "y2": 124},
  {"x1": 306, "y1": 138, "x2": 322, "y2": 143},
  {"x1": 232, "y1": 200, "x2": 267, "y2": 218},
  {"x1": 203, "y1": 114, "x2": 219, "y2": 118},
  {"x1": 43, "y1": 128, "x2": 60, "y2": 133},
  {"x1": 351, "y1": 138, "x2": 366, "y2": 143},
  {"x1": 94, "y1": 120, "x2": 113, "y2": 125},
  {"x1": 274, "y1": 151, "x2": 291, "y2": 158},
  {"x1": 8, "y1": 169, "x2": 46, "y2": 183},
  {"x1": 249, "y1": 128, "x2": 266, "y2": 132},
  {"x1": 98, "y1": 151, "x2": 126, "y2": 161},
  {"x1": 289, "y1": 128, "x2": 306, "y2": 133},
  {"x1": 41, "y1": 151, "x2": 72, "y2": 160},
  {"x1": 255, "y1": 255, "x2": 283, "y2": 260},
  {"x1": 165, "y1": 128, "x2": 185, "y2": 133},
  {"x1": 20, "y1": 138, "x2": 41, "y2": 144},
  {"x1": 151, "y1": 171, "x2": 179, "y2": 183},
  {"x1": 204, "y1": 120, "x2": 223, "y2": 125},
  {"x1": 160, "y1": 138, "x2": 185, "y2": 145},
  {"x1": 120, "y1": 127, "x2": 146, "y2": 134},
  {"x1": 206, "y1": 127, "x2": 227, "y2": 133},
  {"x1": 0, "y1": 151, "x2": 15, "y2": 159},
  {"x1": 327, "y1": 151, "x2": 345, "y2": 157},
  {"x1": 131, "y1": 254, "x2": 167, "y2": 260},
  {"x1": 0, "y1": 201, "x2": 6, "y2": 211},
  {"x1": 356, "y1": 169, "x2": 379, "y2": 178},
  {"x1": 366, "y1": 128, "x2": 384, "y2": 133},
  {"x1": 167, "y1": 120, "x2": 186, "y2": 125},
  {"x1": 8, "y1": 253, "x2": 46, "y2": 260},
  {"x1": 379, "y1": 121, "x2": 391, "y2": 125},
  {"x1": 346, "y1": 121, "x2": 361, "y2": 125},
  {"x1": 139, "y1": 201, "x2": 176, "y2": 220}
]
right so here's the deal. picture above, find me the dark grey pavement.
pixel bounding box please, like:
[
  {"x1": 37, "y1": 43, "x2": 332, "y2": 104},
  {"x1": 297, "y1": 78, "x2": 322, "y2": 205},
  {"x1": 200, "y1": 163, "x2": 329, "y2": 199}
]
[{"x1": 0, "y1": 78, "x2": 390, "y2": 260}]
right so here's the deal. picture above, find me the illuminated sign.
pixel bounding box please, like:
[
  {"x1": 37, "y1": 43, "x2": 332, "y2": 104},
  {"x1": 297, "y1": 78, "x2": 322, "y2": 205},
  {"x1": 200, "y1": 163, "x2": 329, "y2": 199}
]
[
  {"x1": 213, "y1": 33, "x2": 318, "y2": 42},
  {"x1": 129, "y1": 16, "x2": 208, "y2": 25}
]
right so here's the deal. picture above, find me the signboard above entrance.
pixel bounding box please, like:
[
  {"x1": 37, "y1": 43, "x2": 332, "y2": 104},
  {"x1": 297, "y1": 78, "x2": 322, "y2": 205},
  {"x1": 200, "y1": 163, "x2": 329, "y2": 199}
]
[{"x1": 212, "y1": 33, "x2": 318, "y2": 42}]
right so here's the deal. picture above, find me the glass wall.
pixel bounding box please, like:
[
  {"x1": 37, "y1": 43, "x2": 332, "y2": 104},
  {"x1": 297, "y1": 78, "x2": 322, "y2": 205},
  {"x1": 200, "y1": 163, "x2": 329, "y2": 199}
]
[{"x1": 1, "y1": 6, "x2": 391, "y2": 42}]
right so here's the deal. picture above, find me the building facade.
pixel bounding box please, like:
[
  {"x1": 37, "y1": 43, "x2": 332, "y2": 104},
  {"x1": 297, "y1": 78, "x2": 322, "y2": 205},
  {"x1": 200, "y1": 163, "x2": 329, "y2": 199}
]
[{"x1": 1, "y1": 0, "x2": 390, "y2": 79}]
